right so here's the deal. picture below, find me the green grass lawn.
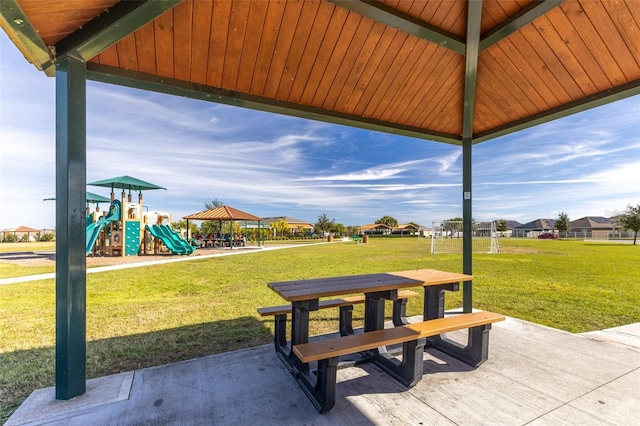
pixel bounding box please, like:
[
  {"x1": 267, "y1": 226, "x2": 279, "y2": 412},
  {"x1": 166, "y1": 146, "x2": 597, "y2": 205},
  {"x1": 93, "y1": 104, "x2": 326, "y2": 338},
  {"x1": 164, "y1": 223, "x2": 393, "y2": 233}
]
[{"x1": 1, "y1": 238, "x2": 638, "y2": 422}]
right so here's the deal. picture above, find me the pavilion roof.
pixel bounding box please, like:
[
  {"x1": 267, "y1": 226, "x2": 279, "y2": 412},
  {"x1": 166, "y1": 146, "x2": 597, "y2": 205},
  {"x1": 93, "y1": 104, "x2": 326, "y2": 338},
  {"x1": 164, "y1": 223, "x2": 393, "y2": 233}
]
[
  {"x1": 183, "y1": 206, "x2": 260, "y2": 221},
  {"x1": 2, "y1": 0, "x2": 638, "y2": 145}
]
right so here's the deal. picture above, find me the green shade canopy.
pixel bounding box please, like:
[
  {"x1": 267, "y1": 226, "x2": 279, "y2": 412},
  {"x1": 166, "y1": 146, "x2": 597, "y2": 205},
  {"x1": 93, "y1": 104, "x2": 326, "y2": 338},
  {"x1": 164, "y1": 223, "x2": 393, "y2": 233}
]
[
  {"x1": 43, "y1": 191, "x2": 111, "y2": 204},
  {"x1": 88, "y1": 175, "x2": 166, "y2": 192}
]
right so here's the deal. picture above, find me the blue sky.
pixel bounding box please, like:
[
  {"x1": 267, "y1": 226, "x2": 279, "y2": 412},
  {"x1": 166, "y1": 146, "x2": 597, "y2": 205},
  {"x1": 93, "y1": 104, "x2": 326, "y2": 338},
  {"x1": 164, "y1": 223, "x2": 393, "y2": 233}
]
[{"x1": 1, "y1": 32, "x2": 639, "y2": 231}]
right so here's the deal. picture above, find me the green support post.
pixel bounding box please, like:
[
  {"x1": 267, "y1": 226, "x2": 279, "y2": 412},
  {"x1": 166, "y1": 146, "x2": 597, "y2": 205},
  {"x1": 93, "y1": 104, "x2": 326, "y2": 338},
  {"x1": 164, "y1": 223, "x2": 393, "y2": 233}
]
[
  {"x1": 55, "y1": 55, "x2": 87, "y2": 400},
  {"x1": 462, "y1": 137, "x2": 473, "y2": 313}
]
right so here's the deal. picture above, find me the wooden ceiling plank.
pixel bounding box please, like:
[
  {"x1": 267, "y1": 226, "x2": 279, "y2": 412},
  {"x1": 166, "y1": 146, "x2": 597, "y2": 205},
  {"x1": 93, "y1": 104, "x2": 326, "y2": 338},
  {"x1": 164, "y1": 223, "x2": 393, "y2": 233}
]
[
  {"x1": 438, "y1": 0, "x2": 467, "y2": 37},
  {"x1": 419, "y1": 60, "x2": 464, "y2": 131},
  {"x1": 481, "y1": 4, "x2": 557, "y2": 110},
  {"x1": 471, "y1": 96, "x2": 503, "y2": 134},
  {"x1": 153, "y1": 9, "x2": 174, "y2": 78},
  {"x1": 298, "y1": 5, "x2": 350, "y2": 106},
  {"x1": 561, "y1": 1, "x2": 627, "y2": 87},
  {"x1": 116, "y1": 32, "x2": 138, "y2": 71},
  {"x1": 313, "y1": 11, "x2": 374, "y2": 107},
  {"x1": 173, "y1": 1, "x2": 193, "y2": 82},
  {"x1": 427, "y1": 0, "x2": 461, "y2": 36},
  {"x1": 601, "y1": 0, "x2": 640, "y2": 72},
  {"x1": 370, "y1": 35, "x2": 422, "y2": 121},
  {"x1": 221, "y1": 0, "x2": 251, "y2": 90},
  {"x1": 480, "y1": 49, "x2": 542, "y2": 115},
  {"x1": 353, "y1": 30, "x2": 409, "y2": 117},
  {"x1": 288, "y1": 1, "x2": 334, "y2": 104},
  {"x1": 547, "y1": 3, "x2": 614, "y2": 91},
  {"x1": 331, "y1": 20, "x2": 386, "y2": 112},
  {"x1": 477, "y1": 56, "x2": 532, "y2": 120},
  {"x1": 313, "y1": 11, "x2": 363, "y2": 107},
  {"x1": 428, "y1": 72, "x2": 464, "y2": 135},
  {"x1": 323, "y1": 14, "x2": 375, "y2": 110},
  {"x1": 535, "y1": 14, "x2": 599, "y2": 97},
  {"x1": 262, "y1": 0, "x2": 304, "y2": 99},
  {"x1": 250, "y1": 0, "x2": 287, "y2": 95},
  {"x1": 235, "y1": 0, "x2": 270, "y2": 94},
  {"x1": 206, "y1": 0, "x2": 232, "y2": 88},
  {"x1": 472, "y1": 71, "x2": 519, "y2": 129},
  {"x1": 519, "y1": 22, "x2": 583, "y2": 100},
  {"x1": 491, "y1": 36, "x2": 563, "y2": 109},
  {"x1": 581, "y1": 0, "x2": 640, "y2": 79},
  {"x1": 412, "y1": 52, "x2": 463, "y2": 128},
  {"x1": 386, "y1": 44, "x2": 448, "y2": 126},
  {"x1": 381, "y1": 40, "x2": 439, "y2": 123},
  {"x1": 275, "y1": 0, "x2": 321, "y2": 101},
  {"x1": 92, "y1": 45, "x2": 119, "y2": 68},
  {"x1": 190, "y1": 0, "x2": 213, "y2": 85},
  {"x1": 133, "y1": 20, "x2": 156, "y2": 75}
]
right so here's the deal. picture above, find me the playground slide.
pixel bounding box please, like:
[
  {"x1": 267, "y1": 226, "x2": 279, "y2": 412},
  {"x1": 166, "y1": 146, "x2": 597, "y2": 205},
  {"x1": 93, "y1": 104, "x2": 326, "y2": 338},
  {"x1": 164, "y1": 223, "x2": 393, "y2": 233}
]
[
  {"x1": 86, "y1": 200, "x2": 121, "y2": 254},
  {"x1": 146, "y1": 224, "x2": 194, "y2": 255}
]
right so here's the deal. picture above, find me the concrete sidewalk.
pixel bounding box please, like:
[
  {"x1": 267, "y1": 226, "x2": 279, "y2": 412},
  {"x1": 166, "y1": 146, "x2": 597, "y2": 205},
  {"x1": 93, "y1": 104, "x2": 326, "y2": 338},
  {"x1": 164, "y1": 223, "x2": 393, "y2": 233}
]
[{"x1": 7, "y1": 315, "x2": 640, "y2": 425}]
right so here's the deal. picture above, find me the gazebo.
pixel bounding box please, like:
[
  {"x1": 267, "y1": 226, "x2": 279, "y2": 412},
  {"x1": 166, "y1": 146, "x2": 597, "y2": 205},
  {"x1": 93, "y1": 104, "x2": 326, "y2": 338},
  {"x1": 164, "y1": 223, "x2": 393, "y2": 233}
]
[
  {"x1": 1, "y1": 0, "x2": 638, "y2": 401},
  {"x1": 183, "y1": 205, "x2": 264, "y2": 248},
  {"x1": 1, "y1": 225, "x2": 40, "y2": 242}
]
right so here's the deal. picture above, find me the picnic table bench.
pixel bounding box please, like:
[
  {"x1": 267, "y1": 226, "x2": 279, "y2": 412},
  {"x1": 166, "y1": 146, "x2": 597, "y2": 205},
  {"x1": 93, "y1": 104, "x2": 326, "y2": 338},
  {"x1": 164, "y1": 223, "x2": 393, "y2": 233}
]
[
  {"x1": 265, "y1": 269, "x2": 503, "y2": 412},
  {"x1": 258, "y1": 289, "x2": 419, "y2": 337}
]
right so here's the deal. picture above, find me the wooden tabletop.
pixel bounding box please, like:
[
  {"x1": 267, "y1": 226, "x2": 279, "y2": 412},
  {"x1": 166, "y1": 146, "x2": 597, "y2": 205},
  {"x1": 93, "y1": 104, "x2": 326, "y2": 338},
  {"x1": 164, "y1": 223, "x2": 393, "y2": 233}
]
[{"x1": 268, "y1": 269, "x2": 473, "y2": 302}]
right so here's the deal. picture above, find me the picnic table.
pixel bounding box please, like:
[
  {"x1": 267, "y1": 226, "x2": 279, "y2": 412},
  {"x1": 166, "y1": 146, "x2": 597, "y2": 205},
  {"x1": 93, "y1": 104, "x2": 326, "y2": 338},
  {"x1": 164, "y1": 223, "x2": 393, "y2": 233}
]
[{"x1": 264, "y1": 269, "x2": 503, "y2": 412}]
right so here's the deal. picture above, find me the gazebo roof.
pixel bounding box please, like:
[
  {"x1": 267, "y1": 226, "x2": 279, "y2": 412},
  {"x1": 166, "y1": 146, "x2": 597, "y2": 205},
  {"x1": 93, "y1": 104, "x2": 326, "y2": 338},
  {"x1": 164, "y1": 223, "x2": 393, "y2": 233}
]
[
  {"x1": 183, "y1": 206, "x2": 261, "y2": 221},
  {"x1": 2, "y1": 225, "x2": 39, "y2": 233},
  {"x1": 1, "y1": 0, "x2": 638, "y2": 145}
]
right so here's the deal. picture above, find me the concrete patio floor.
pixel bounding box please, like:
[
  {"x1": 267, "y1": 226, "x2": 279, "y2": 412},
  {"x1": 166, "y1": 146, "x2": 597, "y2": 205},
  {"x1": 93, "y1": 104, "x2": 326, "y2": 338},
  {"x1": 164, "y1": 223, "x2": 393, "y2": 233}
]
[{"x1": 7, "y1": 315, "x2": 640, "y2": 426}]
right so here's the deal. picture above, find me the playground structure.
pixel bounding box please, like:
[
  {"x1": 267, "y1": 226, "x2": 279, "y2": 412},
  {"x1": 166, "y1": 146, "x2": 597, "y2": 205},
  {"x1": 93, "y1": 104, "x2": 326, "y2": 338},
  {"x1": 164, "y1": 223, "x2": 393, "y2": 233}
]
[{"x1": 84, "y1": 176, "x2": 194, "y2": 257}]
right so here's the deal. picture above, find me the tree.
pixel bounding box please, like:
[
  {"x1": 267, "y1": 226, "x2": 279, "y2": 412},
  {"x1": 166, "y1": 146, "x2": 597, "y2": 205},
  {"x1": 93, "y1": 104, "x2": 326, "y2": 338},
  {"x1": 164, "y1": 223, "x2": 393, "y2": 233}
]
[
  {"x1": 555, "y1": 212, "x2": 570, "y2": 238},
  {"x1": 171, "y1": 220, "x2": 198, "y2": 238},
  {"x1": 496, "y1": 219, "x2": 508, "y2": 233},
  {"x1": 205, "y1": 198, "x2": 224, "y2": 209},
  {"x1": 619, "y1": 204, "x2": 640, "y2": 245},
  {"x1": 201, "y1": 198, "x2": 225, "y2": 234},
  {"x1": 346, "y1": 225, "x2": 360, "y2": 236},
  {"x1": 315, "y1": 213, "x2": 335, "y2": 236},
  {"x1": 375, "y1": 215, "x2": 398, "y2": 228},
  {"x1": 331, "y1": 223, "x2": 346, "y2": 236},
  {"x1": 271, "y1": 218, "x2": 290, "y2": 237}
]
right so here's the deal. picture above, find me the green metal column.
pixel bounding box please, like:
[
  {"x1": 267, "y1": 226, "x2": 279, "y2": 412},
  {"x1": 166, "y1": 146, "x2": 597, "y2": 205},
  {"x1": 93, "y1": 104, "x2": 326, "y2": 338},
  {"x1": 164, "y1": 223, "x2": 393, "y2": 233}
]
[
  {"x1": 55, "y1": 54, "x2": 87, "y2": 400},
  {"x1": 461, "y1": 0, "x2": 483, "y2": 314},
  {"x1": 462, "y1": 137, "x2": 473, "y2": 313}
]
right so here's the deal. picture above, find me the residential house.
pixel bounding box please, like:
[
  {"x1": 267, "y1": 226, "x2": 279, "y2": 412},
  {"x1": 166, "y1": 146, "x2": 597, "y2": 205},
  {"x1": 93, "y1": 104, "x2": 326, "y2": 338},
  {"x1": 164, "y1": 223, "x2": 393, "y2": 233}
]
[
  {"x1": 568, "y1": 216, "x2": 618, "y2": 238},
  {"x1": 493, "y1": 220, "x2": 522, "y2": 237},
  {"x1": 513, "y1": 219, "x2": 557, "y2": 238},
  {"x1": 360, "y1": 223, "x2": 392, "y2": 236}
]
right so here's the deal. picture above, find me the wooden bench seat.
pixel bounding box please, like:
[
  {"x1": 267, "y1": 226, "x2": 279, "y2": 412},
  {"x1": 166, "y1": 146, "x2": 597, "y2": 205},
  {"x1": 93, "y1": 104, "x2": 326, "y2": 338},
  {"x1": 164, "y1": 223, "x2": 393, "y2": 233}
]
[
  {"x1": 258, "y1": 290, "x2": 419, "y2": 338},
  {"x1": 291, "y1": 311, "x2": 505, "y2": 413}
]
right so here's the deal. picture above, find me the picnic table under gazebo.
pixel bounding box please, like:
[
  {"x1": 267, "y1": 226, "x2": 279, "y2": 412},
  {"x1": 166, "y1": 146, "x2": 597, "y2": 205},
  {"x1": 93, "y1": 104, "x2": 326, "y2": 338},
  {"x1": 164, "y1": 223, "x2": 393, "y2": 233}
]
[{"x1": 183, "y1": 205, "x2": 264, "y2": 248}]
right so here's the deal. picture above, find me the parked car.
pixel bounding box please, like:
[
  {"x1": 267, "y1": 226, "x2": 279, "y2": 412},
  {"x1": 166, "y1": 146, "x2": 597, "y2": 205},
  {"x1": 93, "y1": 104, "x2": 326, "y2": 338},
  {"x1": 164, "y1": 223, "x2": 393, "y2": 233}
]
[{"x1": 538, "y1": 233, "x2": 558, "y2": 239}]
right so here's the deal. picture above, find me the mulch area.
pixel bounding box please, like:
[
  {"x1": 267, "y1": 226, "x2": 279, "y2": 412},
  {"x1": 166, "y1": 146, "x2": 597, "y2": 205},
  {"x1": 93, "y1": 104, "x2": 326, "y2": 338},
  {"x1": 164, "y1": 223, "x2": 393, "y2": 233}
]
[{"x1": 0, "y1": 251, "x2": 193, "y2": 268}]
